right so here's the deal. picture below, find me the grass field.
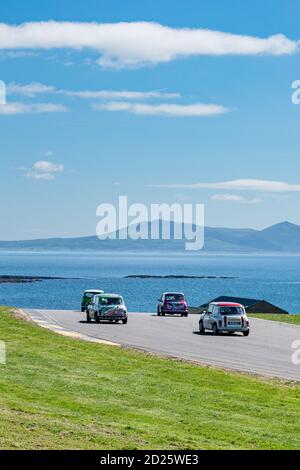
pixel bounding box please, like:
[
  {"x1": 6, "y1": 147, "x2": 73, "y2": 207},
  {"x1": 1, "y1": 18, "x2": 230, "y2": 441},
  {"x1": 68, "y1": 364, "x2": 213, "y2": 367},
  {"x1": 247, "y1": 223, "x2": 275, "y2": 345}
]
[
  {"x1": 0, "y1": 307, "x2": 299, "y2": 450},
  {"x1": 249, "y1": 314, "x2": 300, "y2": 325}
]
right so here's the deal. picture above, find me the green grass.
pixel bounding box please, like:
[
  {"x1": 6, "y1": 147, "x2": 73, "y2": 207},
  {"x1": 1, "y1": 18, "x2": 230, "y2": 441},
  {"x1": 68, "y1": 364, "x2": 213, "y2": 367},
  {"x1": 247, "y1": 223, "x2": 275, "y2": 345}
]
[
  {"x1": 0, "y1": 307, "x2": 299, "y2": 450},
  {"x1": 249, "y1": 314, "x2": 300, "y2": 325}
]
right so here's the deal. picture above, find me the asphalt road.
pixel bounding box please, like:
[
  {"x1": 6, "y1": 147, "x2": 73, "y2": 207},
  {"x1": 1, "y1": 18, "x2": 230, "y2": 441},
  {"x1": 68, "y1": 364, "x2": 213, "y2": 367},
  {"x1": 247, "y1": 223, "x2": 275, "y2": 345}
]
[{"x1": 25, "y1": 309, "x2": 300, "y2": 381}]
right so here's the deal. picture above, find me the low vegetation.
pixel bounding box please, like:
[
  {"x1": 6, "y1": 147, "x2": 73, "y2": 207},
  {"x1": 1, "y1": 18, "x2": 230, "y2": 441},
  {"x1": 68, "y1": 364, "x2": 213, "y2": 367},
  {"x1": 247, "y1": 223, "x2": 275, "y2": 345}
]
[
  {"x1": 249, "y1": 314, "x2": 300, "y2": 326},
  {"x1": 0, "y1": 307, "x2": 299, "y2": 449}
]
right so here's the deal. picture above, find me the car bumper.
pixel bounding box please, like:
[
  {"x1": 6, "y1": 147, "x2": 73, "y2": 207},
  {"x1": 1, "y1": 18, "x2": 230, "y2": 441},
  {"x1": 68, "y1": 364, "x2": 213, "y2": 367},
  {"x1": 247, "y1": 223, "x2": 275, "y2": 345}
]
[
  {"x1": 162, "y1": 310, "x2": 188, "y2": 314},
  {"x1": 99, "y1": 315, "x2": 127, "y2": 320},
  {"x1": 220, "y1": 326, "x2": 249, "y2": 332}
]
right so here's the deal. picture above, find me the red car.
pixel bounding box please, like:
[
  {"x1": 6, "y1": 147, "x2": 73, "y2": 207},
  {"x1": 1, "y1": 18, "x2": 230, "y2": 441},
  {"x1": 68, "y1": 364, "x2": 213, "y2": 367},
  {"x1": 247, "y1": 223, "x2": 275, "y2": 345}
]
[{"x1": 157, "y1": 292, "x2": 188, "y2": 317}]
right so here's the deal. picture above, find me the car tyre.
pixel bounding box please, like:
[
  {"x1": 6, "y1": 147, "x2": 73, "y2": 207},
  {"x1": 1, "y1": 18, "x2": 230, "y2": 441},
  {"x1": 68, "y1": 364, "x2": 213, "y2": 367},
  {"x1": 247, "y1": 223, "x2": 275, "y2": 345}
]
[
  {"x1": 212, "y1": 323, "x2": 219, "y2": 335},
  {"x1": 95, "y1": 314, "x2": 100, "y2": 323},
  {"x1": 86, "y1": 311, "x2": 91, "y2": 323},
  {"x1": 199, "y1": 321, "x2": 205, "y2": 334},
  {"x1": 243, "y1": 330, "x2": 250, "y2": 337},
  {"x1": 157, "y1": 308, "x2": 161, "y2": 316},
  {"x1": 122, "y1": 318, "x2": 128, "y2": 325}
]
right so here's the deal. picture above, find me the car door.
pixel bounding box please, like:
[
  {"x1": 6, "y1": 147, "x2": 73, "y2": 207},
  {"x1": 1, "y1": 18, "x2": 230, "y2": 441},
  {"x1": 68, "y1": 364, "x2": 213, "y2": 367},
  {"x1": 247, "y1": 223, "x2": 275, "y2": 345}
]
[
  {"x1": 158, "y1": 295, "x2": 164, "y2": 312},
  {"x1": 210, "y1": 306, "x2": 219, "y2": 328},
  {"x1": 94, "y1": 296, "x2": 100, "y2": 318},
  {"x1": 203, "y1": 305, "x2": 213, "y2": 329},
  {"x1": 89, "y1": 296, "x2": 98, "y2": 319}
]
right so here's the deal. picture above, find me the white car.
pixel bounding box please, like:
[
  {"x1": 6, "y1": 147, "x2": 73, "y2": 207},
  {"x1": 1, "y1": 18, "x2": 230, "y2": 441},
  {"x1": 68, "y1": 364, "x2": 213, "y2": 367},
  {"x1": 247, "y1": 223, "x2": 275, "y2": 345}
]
[
  {"x1": 199, "y1": 301, "x2": 250, "y2": 336},
  {"x1": 87, "y1": 293, "x2": 128, "y2": 324}
]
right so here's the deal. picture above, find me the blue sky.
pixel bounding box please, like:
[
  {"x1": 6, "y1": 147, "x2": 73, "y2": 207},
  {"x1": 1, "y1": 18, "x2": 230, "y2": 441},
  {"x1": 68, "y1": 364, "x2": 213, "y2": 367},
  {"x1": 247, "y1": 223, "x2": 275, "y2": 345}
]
[{"x1": 1, "y1": 0, "x2": 300, "y2": 239}]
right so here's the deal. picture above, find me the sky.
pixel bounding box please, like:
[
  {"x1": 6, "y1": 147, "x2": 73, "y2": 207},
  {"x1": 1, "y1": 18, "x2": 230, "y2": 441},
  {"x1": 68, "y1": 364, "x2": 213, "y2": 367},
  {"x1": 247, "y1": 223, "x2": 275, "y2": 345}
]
[{"x1": 1, "y1": 0, "x2": 300, "y2": 239}]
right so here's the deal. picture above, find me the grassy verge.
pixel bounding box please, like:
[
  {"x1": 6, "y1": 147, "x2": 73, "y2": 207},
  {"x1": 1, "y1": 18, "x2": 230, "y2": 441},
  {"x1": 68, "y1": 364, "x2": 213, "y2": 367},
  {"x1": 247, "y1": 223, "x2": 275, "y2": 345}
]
[
  {"x1": 249, "y1": 314, "x2": 300, "y2": 326},
  {"x1": 0, "y1": 307, "x2": 299, "y2": 450}
]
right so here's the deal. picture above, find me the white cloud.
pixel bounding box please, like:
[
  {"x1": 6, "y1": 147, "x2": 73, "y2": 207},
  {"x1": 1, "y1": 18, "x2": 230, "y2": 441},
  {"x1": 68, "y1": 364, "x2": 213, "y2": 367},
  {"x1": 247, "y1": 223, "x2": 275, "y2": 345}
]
[
  {"x1": 93, "y1": 101, "x2": 228, "y2": 116},
  {"x1": 25, "y1": 171, "x2": 55, "y2": 181},
  {"x1": 33, "y1": 161, "x2": 64, "y2": 173},
  {"x1": 0, "y1": 21, "x2": 297, "y2": 68},
  {"x1": 22, "y1": 160, "x2": 64, "y2": 180},
  {"x1": 7, "y1": 82, "x2": 180, "y2": 100},
  {"x1": 211, "y1": 193, "x2": 262, "y2": 203},
  {"x1": 0, "y1": 102, "x2": 68, "y2": 114},
  {"x1": 0, "y1": 51, "x2": 39, "y2": 59},
  {"x1": 7, "y1": 82, "x2": 56, "y2": 97},
  {"x1": 150, "y1": 179, "x2": 300, "y2": 192},
  {"x1": 62, "y1": 89, "x2": 180, "y2": 100}
]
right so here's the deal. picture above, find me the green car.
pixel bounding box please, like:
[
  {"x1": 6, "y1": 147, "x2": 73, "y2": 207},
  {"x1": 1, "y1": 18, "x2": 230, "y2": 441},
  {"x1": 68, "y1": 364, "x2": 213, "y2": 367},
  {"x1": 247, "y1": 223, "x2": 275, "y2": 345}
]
[{"x1": 81, "y1": 289, "x2": 104, "y2": 312}]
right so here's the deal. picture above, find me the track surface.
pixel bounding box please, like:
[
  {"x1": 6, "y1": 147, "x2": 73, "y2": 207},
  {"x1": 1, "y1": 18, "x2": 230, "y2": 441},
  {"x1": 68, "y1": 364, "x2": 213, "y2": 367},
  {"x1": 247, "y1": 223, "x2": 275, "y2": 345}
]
[{"x1": 25, "y1": 309, "x2": 300, "y2": 381}]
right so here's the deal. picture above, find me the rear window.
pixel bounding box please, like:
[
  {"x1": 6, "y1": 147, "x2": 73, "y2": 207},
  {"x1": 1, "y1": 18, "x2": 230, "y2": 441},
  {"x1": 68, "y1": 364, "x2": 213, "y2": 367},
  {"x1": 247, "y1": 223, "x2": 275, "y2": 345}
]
[
  {"x1": 100, "y1": 297, "x2": 122, "y2": 306},
  {"x1": 219, "y1": 307, "x2": 244, "y2": 315},
  {"x1": 165, "y1": 294, "x2": 184, "y2": 301}
]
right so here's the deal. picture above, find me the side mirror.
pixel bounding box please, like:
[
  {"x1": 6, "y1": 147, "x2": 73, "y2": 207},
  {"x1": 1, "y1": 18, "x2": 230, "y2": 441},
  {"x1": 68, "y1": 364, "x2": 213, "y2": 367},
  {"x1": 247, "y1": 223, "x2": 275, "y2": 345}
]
[
  {"x1": 202, "y1": 310, "x2": 207, "y2": 314},
  {"x1": 157, "y1": 299, "x2": 161, "y2": 302}
]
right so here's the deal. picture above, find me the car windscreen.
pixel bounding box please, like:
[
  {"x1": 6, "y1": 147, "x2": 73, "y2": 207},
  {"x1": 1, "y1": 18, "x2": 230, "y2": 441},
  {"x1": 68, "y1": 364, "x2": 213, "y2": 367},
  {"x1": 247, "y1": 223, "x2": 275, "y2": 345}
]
[
  {"x1": 219, "y1": 307, "x2": 244, "y2": 315},
  {"x1": 165, "y1": 294, "x2": 184, "y2": 301},
  {"x1": 84, "y1": 293, "x2": 94, "y2": 299},
  {"x1": 100, "y1": 297, "x2": 122, "y2": 305}
]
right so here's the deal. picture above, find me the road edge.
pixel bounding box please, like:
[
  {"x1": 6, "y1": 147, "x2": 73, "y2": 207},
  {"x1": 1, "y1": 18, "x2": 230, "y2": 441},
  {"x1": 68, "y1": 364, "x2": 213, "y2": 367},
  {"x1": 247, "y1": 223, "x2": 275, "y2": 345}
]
[{"x1": 16, "y1": 308, "x2": 121, "y2": 347}]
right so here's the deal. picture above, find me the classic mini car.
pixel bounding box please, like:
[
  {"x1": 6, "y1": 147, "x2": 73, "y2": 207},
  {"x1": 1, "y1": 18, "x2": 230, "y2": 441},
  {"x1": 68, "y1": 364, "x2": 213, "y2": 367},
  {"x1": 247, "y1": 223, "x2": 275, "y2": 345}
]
[
  {"x1": 81, "y1": 289, "x2": 104, "y2": 312},
  {"x1": 198, "y1": 301, "x2": 250, "y2": 336},
  {"x1": 157, "y1": 292, "x2": 188, "y2": 317},
  {"x1": 87, "y1": 293, "x2": 128, "y2": 324}
]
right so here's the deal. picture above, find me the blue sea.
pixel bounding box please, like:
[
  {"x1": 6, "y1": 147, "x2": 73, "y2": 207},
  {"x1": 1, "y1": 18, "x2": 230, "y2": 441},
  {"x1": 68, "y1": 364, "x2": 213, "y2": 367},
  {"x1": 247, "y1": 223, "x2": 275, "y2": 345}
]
[{"x1": 0, "y1": 251, "x2": 300, "y2": 313}]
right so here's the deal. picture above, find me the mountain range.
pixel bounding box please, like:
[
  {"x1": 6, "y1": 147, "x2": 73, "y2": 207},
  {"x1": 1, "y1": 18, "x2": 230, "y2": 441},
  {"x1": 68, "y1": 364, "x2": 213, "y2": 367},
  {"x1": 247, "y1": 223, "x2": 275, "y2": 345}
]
[{"x1": 1, "y1": 221, "x2": 300, "y2": 253}]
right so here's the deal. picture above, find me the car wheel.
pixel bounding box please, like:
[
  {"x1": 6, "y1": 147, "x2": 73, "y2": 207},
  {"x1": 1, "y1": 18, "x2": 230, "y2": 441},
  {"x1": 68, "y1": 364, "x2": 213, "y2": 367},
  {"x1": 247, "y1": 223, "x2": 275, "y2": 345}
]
[
  {"x1": 162, "y1": 312, "x2": 165, "y2": 316},
  {"x1": 184, "y1": 313, "x2": 188, "y2": 317},
  {"x1": 243, "y1": 330, "x2": 250, "y2": 337},
  {"x1": 95, "y1": 314, "x2": 100, "y2": 323},
  {"x1": 157, "y1": 308, "x2": 161, "y2": 316},
  {"x1": 212, "y1": 323, "x2": 219, "y2": 335},
  {"x1": 199, "y1": 321, "x2": 205, "y2": 334},
  {"x1": 122, "y1": 318, "x2": 128, "y2": 325},
  {"x1": 86, "y1": 311, "x2": 91, "y2": 323}
]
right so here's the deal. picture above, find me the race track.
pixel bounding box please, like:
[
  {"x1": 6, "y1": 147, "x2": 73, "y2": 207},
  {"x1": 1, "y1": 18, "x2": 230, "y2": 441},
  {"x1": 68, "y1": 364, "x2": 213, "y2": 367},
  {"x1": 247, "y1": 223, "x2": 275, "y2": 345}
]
[{"x1": 25, "y1": 309, "x2": 300, "y2": 381}]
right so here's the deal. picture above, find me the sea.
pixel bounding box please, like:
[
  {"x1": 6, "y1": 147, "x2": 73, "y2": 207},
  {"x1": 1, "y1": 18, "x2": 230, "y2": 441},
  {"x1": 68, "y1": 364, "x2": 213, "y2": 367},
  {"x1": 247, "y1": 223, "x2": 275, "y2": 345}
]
[{"x1": 0, "y1": 251, "x2": 300, "y2": 313}]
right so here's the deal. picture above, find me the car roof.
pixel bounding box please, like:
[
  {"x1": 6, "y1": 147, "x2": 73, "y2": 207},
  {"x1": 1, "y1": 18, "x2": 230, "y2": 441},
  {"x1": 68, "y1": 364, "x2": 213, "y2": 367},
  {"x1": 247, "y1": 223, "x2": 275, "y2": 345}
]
[
  {"x1": 95, "y1": 293, "x2": 122, "y2": 298},
  {"x1": 84, "y1": 289, "x2": 104, "y2": 294},
  {"x1": 210, "y1": 302, "x2": 243, "y2": 307},
  {"x1": 163, "y1": 292, "x2": 185, "y2": 296}
]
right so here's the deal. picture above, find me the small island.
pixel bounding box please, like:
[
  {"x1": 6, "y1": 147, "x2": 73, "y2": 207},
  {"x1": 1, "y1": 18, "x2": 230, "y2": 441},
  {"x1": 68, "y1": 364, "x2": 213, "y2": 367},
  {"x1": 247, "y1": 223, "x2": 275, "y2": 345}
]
[
  {"x1": 0, "y1": 275, "x2": 71, "y2": 284},
  {"x1": 124, "y1": 275, "x2": 235, "y2": 279}
]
